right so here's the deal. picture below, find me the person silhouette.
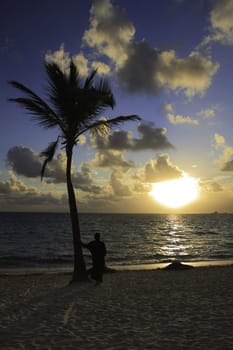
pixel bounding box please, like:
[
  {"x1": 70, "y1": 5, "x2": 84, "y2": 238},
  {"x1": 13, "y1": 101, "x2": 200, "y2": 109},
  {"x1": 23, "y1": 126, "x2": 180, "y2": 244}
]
[{"x1": 82, "y1": 233, "x2": 107, "y2": 285}]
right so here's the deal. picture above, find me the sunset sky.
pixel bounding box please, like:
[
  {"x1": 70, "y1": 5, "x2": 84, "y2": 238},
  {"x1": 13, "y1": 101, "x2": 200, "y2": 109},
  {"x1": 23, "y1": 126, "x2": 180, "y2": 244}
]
[{"x1": 1, "y1": 0, "x2": 233, "y2": 213}]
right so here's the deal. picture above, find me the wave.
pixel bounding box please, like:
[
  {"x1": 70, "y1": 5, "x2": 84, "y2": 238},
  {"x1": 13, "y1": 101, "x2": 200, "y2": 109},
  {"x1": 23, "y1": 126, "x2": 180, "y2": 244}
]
[
  {"x1": 0, "y1": 255, "x2": 73, "y2": 267},
  {"x1": 194, "y1": 230, "x2": 219, "y2": 235},
  {"x1": 1, "y1": 212, "x2": 233, "y2": 270}
]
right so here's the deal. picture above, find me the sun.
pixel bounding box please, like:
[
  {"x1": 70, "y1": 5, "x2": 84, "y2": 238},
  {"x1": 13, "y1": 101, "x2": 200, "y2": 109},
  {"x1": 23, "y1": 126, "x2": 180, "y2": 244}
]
[{"x1": 150, "y1": 175, "x2": 199, "y2": 208}]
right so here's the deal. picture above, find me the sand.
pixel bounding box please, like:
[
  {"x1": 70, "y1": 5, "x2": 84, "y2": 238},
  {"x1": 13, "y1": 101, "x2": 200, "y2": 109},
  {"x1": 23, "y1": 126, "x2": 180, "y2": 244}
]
[{"x1": 1, "y1": 266, "x2": 233, "y2": 350}]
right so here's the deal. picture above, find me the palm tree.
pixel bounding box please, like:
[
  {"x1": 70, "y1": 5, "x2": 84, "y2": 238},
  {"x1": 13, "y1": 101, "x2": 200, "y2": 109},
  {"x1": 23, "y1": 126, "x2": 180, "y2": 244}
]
[{"x1": 9, "y1": 60, "x2": 140, "y2": 282}]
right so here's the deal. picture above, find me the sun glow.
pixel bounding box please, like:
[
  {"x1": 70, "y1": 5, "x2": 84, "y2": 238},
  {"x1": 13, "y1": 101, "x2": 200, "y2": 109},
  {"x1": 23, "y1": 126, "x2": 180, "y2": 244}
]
[{"x1": 150, "y1": 176, "x2": 199, "y2": 208}]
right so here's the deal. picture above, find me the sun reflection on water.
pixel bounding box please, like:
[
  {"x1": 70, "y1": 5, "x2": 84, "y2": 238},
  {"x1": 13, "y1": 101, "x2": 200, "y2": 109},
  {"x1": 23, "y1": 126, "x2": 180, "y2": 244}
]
[{"x1": 159, "y1": 215, "x2": 194, "y2": 259}]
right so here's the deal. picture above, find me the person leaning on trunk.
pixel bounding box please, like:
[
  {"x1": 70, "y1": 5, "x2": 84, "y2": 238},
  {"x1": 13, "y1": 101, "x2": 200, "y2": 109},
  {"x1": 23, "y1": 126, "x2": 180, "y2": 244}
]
[{"x1": 82, "y1": 233, "x2": 107, "y2": 285}]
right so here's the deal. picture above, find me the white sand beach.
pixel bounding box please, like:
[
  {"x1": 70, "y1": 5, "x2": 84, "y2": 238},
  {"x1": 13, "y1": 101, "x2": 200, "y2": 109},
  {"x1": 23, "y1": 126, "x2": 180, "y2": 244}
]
[{"x1": 1, "y1": 266, "x2": 233, "y2": 350}]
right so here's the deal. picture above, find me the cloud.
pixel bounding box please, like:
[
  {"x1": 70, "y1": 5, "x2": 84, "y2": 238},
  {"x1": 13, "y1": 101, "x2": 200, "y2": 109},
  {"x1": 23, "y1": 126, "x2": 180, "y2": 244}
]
[
  {"x1": 116, "y1": 40, "x2": 162, "y2": 94},
  {"x1": 7, "y1": 145, "x2": 67, "y2": 182},
  {"x1": 82, "y1": 0, "x2": 219, "y2": 97},
  {"x1": 143, "y1": 154, "x2": 183, "y2": 183},
  {"x1": 45, "y1": 44, "x2": 89, "y2": 76},
  {"x1": 209, "y1": 0, "x2": 233, "y2": 45},
  {"x1": 197, "y1": 107, "x2": 217, "y2": 119},
  {"x1": 110, "y1": 170, "x2": 132, "y2": 196},
  {"x1": 91, "y1": 122, "x2": 174, "y2": 151},
  {"x1": 44, "y1": 0, "x2": 219, "y2": 98},
  {"x1": 214, "y1": 133, "x2": 225, "y2": 148},
  {"x1": 167, "y1": 113, "x2": 199, "y2": 125},
  {"x1": 6, "y1": 145, "x2": 104, "y2": 194},
  {"x1": 164, "y1": 103, "x2": 218, "y2": 126},
  {"x1": 72, "y1": 164, "x2": 103, "y2": 193},
  {"x1": 78, "y1": 195, "x2": 115, "y2": 213},
  {"x1": 133, "y1": 181, "x2": 152, "y2": 194},
  {"x1": 132, "y1": 123, "x2": 174, "y2": 150},
  {"x1": 212, "y1": 133, "x2": 233, "y2": 170},
  {"x1": 7, "y1": 146, "x2": 41, "y2": 178},
  {"x1": 200, "y1": 179, "x2": 224, "y2": 193},
  {"x1": 221, "y1": 160, "x2": 233, "y2": 171},
  {"x1": 0, "y1": 171, "x2": 31, "y2": 194},
  {"x1": 44, "y1": 153, "x2": 67, "y2": 183},
  {"x1": 117, "y1": 46, "x2": 219, "y2": 97},
  {"x1": 0, "y1": 169, "x2": 117, "y2": 212},
  {"x1": 155, "y1": 50, "x2": 218, "y2": 97},
  {"x1": 163, "y1": 103, "x2": 173, "y2": 113},
  {"x1": 220, "y1": 146, "x2": 233, "y2": 168},
  {"x1": 0, "y1": 171, "x2": 64, "y2": 210},
  {"x1": 164, "y1": 103, "x2": 199, "y2": 125},
  {"x1": 91, "y1": 61, "x2": 111, "y2": 75},
  {"x1": 83, "y1": 0, "x2": 135, "y2": 68},
  {"x1": 90, "y1": 149, "x2": 135, "y2": 169}
]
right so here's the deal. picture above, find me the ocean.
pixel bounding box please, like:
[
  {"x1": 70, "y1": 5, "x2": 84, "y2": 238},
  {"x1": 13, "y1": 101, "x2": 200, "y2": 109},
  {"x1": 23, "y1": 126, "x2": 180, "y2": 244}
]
[{"x1": 0, "y1": 212, "x2": 233, "y2": 273}]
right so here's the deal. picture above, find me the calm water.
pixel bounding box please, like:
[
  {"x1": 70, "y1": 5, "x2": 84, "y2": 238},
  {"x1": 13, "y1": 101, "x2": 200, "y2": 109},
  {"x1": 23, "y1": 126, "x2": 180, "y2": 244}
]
[{"x1": 0, "y1": 212, "x2": 233, "y2": 271}]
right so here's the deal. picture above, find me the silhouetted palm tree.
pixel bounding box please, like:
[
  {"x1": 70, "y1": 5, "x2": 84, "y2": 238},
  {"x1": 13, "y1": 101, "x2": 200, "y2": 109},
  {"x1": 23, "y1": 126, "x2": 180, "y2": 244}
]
[{"x1": 9, "y1": 60, "x2": 140, "y2": 282}]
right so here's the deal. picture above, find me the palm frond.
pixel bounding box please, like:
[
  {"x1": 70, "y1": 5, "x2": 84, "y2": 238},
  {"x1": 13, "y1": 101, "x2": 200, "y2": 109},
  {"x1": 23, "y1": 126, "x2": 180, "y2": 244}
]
[
  {"x1": 99, "y1": 115, "x2": 141, "y2": 128},
  {"x1": 76, "y1": 88, "x2": 115, "y2": 123},
  {"x1": 73, "y1": 76, "x2": 115, "y2": 128},
  {"x1": 84, "y1": 69, "x2": 98, "y2": 89},
  {"x1": 77, "y1": 115, "x2": 141, "y2": 138},
  {"x1": 8, "y1": 81, "x2": 65, "y2": 131},
  {"x1": 9, "y1": 61, "x2": 140, "y2": 148},
  {"x1": 45, "y1": 62, "x2": 69, "y2": 106},
  {"x1": 45, "y1": 61, "x2": 81, "y2": 130},
  {"x1": 45, "y1": 61, "x2": 64, "y2": 79},
  {"x1": 94, "y1": 78, "x2": 115, "y2": 109},
  {"x1": 40, "y1": 138, "x2": 60, "y2": 180},
  {"x1": 69, "y1": 60, "x2": 80, "y2": 87},
  {"x1": 43, "y1": 63, "x2": 115, "y2": 132}
]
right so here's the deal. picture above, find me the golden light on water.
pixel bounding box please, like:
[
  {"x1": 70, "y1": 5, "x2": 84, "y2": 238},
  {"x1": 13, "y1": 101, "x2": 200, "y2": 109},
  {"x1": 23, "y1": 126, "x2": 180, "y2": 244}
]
[{"x1": 150, "y1": 176, "x2": 199, "y2": 208}]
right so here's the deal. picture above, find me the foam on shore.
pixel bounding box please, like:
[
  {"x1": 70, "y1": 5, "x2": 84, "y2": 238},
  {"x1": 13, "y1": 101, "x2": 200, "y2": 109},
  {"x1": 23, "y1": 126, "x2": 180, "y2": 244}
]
[{"x1": 1, "y1": 258, "x2": 233, "y2": 276}]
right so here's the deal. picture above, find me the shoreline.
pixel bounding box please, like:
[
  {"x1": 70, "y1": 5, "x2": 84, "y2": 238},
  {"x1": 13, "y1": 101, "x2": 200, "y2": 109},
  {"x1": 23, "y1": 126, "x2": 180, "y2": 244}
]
[{"x1": 1, "y1": 258, "x2": 233, "y2": 276}]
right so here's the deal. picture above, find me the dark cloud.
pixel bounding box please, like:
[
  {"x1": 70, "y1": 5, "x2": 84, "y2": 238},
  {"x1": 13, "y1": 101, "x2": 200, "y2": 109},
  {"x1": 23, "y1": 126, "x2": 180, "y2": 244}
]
[
  {"x1": 92, "y1": 122, "x2": 174, "y2": 151},
  {"x1": 6, "y1": 146, "x2": 101, "y2": 193},
  {"x1": 6, "y1": 146, "x2": 68, "y2": 182},
  {"x1": 117, "y1": 41, "x2": 162, "y2": 94},
  {"x1": 221, "y1": 159, "x2": 233, "y2": 171},
  {"x1": 133, "y1": 123, "x2": 174, "y2": 150},
  {"x1": 7, "y1": 146, "x2": 41, "y2": 178}
]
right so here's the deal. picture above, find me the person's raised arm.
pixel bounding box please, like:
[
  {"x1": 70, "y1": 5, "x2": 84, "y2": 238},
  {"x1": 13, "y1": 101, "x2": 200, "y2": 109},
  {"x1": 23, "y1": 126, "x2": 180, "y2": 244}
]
[{"x1": 81, "y1": 241, "x2": 89, "y2": 248}]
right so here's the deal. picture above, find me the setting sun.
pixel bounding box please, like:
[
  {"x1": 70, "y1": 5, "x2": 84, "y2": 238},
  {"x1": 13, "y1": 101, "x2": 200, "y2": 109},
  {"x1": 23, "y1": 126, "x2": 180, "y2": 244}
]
[{"x1": 150, "y1": 176, "x2": 199, "y2": 208}]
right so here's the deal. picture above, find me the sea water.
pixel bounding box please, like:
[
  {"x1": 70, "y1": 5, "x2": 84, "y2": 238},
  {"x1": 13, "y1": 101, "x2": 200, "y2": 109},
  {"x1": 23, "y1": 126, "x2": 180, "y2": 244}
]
[{"x1": 0, "y1": 212, "x2": 233, "y2": 272}]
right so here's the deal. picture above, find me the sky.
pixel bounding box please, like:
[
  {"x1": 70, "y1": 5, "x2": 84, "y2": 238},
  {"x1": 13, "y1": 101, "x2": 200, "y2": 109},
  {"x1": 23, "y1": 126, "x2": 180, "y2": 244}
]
[{"x1": 1, "y1": 0, "x2": 233, "y2": 213}]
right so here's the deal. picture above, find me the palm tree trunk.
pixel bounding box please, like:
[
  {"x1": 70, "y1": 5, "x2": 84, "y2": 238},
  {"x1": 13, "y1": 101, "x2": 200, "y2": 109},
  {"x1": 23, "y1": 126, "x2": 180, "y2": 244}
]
[{"x1": 66, "y1": 146, "x2": 88, "y2": 281}]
